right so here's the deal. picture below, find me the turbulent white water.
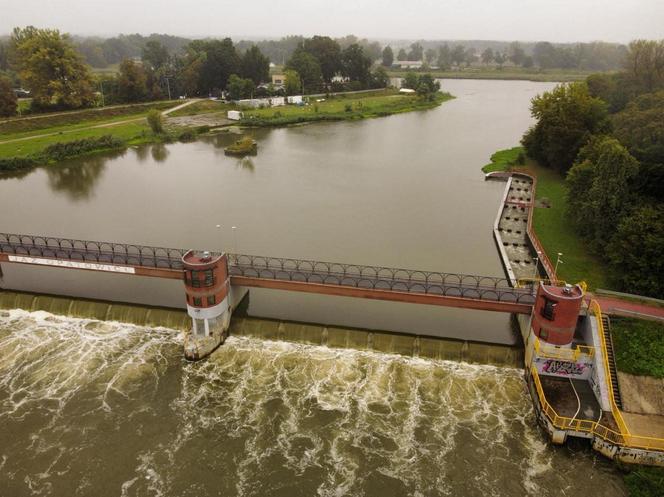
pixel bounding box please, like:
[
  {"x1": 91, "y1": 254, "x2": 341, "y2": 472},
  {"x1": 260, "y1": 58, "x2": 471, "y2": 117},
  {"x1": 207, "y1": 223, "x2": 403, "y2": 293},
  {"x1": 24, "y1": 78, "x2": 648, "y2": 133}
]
[{"x1": 0, "y1": 310, "x2": 626, "y2": 497}]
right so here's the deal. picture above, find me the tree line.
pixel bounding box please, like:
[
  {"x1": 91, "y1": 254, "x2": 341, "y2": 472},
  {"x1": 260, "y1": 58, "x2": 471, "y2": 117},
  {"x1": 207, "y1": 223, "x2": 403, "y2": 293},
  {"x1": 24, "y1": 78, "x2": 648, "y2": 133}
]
[
  {"x1": 521, "y1": 39, "x2": 664, "y2": 298},
  {"x1": 0, "y1": 27, "x2": 390, "y2": 116},
  {"x1": 381, "y1": 41, "x2": 627, "y2": 71}
]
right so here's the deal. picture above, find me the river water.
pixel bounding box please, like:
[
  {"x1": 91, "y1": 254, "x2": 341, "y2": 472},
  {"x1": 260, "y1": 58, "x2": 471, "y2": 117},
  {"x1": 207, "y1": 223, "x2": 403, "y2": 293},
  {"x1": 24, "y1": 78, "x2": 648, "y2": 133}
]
[
  {"x1": 0, "y1": 80, "x2": 628, "y2": 495},
  {"x1": 0, "y1": 310, "x2": 626, "y2": 496},
  {"x1": 3, "y1": 79, "x2": 556, "y2": 344}
]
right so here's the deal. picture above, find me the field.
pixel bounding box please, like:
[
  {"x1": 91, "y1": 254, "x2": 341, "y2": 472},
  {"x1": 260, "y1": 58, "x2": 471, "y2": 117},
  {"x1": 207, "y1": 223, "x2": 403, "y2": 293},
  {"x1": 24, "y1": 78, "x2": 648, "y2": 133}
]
[
  {"x1": 388, "y1": 67, "x2": 597, "y2": 82},
  {"x1": 482, "y1": 146, "x2": 610, "y2": 289},
  {"x1": 611, "y1": 317, "x2": 664, "y2": 378}
]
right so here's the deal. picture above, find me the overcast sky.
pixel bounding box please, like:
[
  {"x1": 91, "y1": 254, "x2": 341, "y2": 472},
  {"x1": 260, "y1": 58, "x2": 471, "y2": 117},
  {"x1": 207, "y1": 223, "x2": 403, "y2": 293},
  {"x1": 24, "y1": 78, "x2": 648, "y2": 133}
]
[{"x1": 2, "y1": 0, "x2": 663, "y2": 43}]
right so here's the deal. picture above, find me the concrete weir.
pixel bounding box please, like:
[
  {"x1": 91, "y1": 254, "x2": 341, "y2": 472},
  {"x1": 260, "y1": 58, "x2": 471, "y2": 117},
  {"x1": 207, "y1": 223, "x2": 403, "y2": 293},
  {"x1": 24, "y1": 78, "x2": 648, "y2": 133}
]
[{"x1": 0, "y1": 289, "x2": 523, "y2": 367}]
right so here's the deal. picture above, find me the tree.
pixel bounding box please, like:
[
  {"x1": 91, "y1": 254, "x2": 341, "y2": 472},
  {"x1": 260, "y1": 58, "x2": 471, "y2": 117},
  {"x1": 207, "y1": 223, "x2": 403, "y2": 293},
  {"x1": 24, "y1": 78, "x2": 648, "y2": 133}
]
[
  {"x1": 241, "y1": 45, "x2": 269, "y2": 85},
  {"x1": 0, "y1": 76, "x2": 17, "y2": 117},
  {"x1": 303, "y1": 36, "x2": 342, "y2": 83},
  {"x1": 451, "y1": 45, "x2": 466, "y2": 66},
  {"x1": 509, "y1": 42, "x2": 526, "y2": 66},
  {"x1": 566, "y1": 137, "x2": 639, "y2": 248},
  {"x1": 425, "y1": 48, "x2": 437, "y2": 64},
  {"x1": 464, "y1": 48, "x2": 476, "y2": 67},
  {"x1": 286, "y1": 48, "x2": 322, "y2": 92},
  {"x1": 186, "y1": 38, "x2": 241, "y2": 96},
  {"x1": 416, "y1": 73, "x2": 440, "y2": 99},
  {"x1": 623, "y1": 40, "x2": 664, "y2": 94},
  {"x1": 494, "y1": 52, "x2": 506, "y2": 68},
  {"x1": 341, "y1": 44, "x2": 372, "y2": 88},
  {"x1": 284, "y1": 69, "x2": 301, "y2": 95},
  {"x1": 116, "y1": 59, "x2": 148, "y2": 102},
  {"x1": 382, "y1": 45, "x2": 394, "y2": 67},
  {"x1": 407, "y1": 42, "x2": 423, "y2": 61},
  {"x1": 397, "y1": 48, "x2": 408, "y2": 61},
  {"x1": 10, "y1": 26, "x2": 95, "y2": 109},
  {"x1": 141, "y1": 40, "x2": 169, "y2": 70},
  {"x1": 226, "y1": 73, "x2": 254, "y2": 100},
  {"x1": 402, "y1": 72, "x2": 419, "y2": 90},
  {"x1": 437, "y1": 44, "x2": 451, "y2": 70},
  {"x1": 146, "y1": 109, "x2": 164, "y2": 133},
  {"x1": 481, "y1": 48, "x2": 494, "y2": 65},
  {"x1": 371, "y1": 66, "x2": 389, "y2": 88},
  {"x1": 612, "y1": 90, "x2": 664, "y2": 198},
  {"x1": 607, "y1": 204, "x2": 664, "y2": 298},
  {"x1": 521, "y1": 82, "x2": 610, "y2": 173}
]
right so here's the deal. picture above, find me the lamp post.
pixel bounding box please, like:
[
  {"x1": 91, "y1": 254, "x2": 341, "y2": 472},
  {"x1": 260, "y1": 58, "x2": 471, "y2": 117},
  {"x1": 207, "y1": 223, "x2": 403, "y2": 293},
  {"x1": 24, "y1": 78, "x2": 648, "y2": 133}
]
[
  {"x1": 215, "y1": 224, "x2": 223, "y2": 253},
  {"x1": 231, "y1": 226, "x2": 238, "y2": 263},
  {"x1": 554, "y1": 252, "x2": 563, "y2": 276},
  {"x1": 532, "y1": 250, "x2": 542, "y2": 279}
]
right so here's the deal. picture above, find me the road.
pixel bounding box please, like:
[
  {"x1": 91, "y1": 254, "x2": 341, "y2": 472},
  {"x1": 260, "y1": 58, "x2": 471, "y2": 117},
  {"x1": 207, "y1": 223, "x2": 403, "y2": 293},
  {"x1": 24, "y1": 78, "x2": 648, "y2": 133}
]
[{"x1": 0, "y1": 99, "x2": 201, "y2": 146}]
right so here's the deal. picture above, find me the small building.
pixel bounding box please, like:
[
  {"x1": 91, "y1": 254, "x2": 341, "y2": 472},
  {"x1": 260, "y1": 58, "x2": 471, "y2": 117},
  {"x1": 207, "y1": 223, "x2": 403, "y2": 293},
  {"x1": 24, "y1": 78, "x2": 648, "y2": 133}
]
[
  {"x1": 227, "y1": 110, "x2": 244, "y2": 121},
  {"x1": 393, "y1": 60, "x2": 423, "y2": 70},
  {"x1": 287, "y1": 95, "x2": 303, "y2": 104},
  {"x1": 399, "y1": 88, "x2": 416, "y2": 94},
  {"x1": 238, "y1": 97, "x2": 285, "y2": 108},
  {"x1": 272, "y1": 74, "x2": 286, "y2": 87},
  {"x1": 331, "y1": 75, "x2": 350, "y2": 83}
]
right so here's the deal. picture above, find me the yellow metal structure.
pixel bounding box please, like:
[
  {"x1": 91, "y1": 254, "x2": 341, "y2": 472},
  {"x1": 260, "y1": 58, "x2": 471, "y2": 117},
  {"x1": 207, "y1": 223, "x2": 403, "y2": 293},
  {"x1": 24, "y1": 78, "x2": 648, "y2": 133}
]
[
  {"x1": 533, "y1": 336, "x2": 594, "y2": 361},
  {"x1": 531, "y1": 300, "x2": 664, "y2": 453}
]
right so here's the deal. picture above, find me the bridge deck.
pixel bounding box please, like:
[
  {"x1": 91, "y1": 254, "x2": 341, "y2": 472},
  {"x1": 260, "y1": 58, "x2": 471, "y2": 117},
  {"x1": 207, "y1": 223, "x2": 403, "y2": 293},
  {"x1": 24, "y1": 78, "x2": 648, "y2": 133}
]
[{"x1": 0, "y1": 233, "x2": 535, "y2": 313}]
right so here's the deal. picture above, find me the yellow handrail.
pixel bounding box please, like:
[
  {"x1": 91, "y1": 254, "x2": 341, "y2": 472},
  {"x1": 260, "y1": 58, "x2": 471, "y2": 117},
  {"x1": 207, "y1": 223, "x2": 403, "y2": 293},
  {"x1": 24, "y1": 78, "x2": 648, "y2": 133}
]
[
  {"x1": 533, "y1": 336, "x2": 595, "y2": 361},
  {"x1": 589, "y1": 300, "x2": 630, "y2": 436}
]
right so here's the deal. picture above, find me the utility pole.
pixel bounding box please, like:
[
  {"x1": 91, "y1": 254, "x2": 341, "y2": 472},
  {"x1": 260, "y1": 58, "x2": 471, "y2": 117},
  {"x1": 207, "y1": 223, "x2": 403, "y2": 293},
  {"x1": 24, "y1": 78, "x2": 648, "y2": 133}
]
[
  {"x1": 99, "y1": 80, "x2": 105, "y2": 107},
  {"x1": 165, "y1": 77, "x2": 172, "y2": 100}
]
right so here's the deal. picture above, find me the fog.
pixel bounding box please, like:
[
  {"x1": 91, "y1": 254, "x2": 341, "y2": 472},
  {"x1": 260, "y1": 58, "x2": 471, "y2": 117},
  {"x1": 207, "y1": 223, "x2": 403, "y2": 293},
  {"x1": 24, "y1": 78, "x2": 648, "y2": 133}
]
[{"x1": 2, "y1": 0, "x2": 663, "y2": 42}]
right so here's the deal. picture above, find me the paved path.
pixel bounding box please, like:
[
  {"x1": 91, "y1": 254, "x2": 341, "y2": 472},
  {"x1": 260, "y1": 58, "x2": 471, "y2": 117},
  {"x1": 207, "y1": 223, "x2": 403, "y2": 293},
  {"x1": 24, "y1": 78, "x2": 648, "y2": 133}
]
[
  {"x1": 0, "y1": 99, "x2": 201, "y2": 146},
  {"x1": 591, "y1": 295, "x2": 664, "y2": 322}
]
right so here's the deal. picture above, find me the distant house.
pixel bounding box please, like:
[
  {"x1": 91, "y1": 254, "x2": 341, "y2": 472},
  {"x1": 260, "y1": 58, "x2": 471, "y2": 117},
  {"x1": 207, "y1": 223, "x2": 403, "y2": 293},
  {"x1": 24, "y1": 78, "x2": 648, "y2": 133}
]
[
  {"x1": 331, "y1": 74, "x2": 350, "y2": 83},
  {"x1": 393, "y1": 61, "x2": 423, "y2": 70},
  {"x1": 237, "y1": 97, "x2": 286, "y2": 108},
  {"x1": 287, "y1": 95, "x2": 303, "y2": 104},
  {"x1": 271, "y1": 74, "x2": 286, "y2": 87},
  {"x1": 227, "y1": 110, "x2": 244, "y2": 121}
]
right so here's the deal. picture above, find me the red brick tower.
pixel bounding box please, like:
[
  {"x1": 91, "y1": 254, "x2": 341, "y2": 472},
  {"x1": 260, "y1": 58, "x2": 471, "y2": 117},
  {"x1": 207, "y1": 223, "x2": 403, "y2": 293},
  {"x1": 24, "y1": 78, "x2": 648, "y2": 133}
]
[
  {"x1": 531, "y1": 283, "x2": 584, "y2": 346},
  {"x1": 181, "y1": 250, "x2": 231, "y2": 359}
]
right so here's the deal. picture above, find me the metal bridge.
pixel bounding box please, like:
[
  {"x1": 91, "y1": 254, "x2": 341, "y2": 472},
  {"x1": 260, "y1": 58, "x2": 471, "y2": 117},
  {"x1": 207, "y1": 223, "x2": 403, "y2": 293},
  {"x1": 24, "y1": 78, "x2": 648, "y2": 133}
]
[{"x1": 0, "y1": 233, "x2": 536, "y2": 314}]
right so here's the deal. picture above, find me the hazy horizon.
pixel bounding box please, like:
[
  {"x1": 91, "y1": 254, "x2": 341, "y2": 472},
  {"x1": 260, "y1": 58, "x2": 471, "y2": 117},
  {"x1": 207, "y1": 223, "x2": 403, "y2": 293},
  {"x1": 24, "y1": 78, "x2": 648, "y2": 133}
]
[{"x1": 2, "y1": 0, "x2": 663, "y2": 44}]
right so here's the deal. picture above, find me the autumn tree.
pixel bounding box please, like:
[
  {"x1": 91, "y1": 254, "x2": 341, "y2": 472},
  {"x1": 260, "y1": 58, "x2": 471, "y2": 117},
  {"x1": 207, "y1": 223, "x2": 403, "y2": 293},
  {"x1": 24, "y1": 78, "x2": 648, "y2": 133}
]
[
  {"x1": 0, "y1": 76, "x2": 17, "y2": 116},
  {"x1": 10, "y1": 26, "x2": 95, "y2": 110},
  {"x1": 116, "y1": 59, "x2": 148, "y2": 102}
]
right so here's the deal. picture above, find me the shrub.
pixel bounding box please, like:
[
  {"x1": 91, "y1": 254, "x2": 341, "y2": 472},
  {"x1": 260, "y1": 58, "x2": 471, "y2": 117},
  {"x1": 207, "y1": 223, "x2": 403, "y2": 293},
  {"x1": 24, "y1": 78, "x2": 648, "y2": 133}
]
[
  {"x1": 344, "y1": 103, "x2": 353, "y2": 112},
  {"x1": 147, "y1": 109, "x2": 164, "y2": 134},
  {"x1": 42, "y1": 135, "x2": 125, "y2": 161},
  {"x1": 0, "y1": 157, "x2": 37, "y2": 172}
]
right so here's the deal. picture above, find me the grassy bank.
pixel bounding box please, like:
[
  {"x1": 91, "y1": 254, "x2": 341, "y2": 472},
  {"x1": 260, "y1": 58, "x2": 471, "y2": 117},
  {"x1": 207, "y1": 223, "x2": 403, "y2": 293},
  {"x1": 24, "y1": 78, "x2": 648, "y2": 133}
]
[
  {"x1": 388, "y1": 67, "x2": 596, "y2": 82},
  {"x1": 241, "y1": 90, "x2": 453, "y2": 126},
  {"x1": 482, "y1": 146, "x2": 610, "y2": 289},
  {"x1": 611, "y1": 317, "x2": 664, "y2": 378}
]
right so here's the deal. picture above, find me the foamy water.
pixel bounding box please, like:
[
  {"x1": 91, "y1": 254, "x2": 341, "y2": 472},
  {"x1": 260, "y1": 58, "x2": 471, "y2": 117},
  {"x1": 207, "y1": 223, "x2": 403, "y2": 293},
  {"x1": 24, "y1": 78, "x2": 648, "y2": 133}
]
[{"x1": 0, "y1": 310, "x2": 626, "y2": 496}]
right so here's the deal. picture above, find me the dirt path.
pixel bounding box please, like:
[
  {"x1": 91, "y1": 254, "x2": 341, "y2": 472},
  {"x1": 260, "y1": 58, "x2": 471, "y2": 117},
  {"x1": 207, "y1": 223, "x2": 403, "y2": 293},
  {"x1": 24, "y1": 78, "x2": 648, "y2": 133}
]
[{"x1": 0, "y1": 99, "x2": 201, "y2": 146}]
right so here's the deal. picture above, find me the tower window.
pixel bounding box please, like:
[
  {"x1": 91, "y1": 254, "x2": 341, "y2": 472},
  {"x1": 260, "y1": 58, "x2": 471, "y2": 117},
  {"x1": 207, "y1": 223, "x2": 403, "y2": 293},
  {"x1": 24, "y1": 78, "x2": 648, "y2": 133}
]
[
  {"x1": 541, "y1": 298, "x2": 557, "y2": 321},
  {"x1": 207, "y1": 295, "x2": 216, "y2": 306},
  {"x1": 193, "y1": 297, "x2": 202, "y2": 306}
]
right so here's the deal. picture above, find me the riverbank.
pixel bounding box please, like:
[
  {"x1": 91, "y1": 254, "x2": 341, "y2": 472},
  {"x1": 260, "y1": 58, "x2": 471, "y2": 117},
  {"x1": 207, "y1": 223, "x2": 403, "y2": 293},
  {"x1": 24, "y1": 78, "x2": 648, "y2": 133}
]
[
  {"x1": 388, "y1": 67, "x2": 595, "y2": 82},
  {"x1": 240, "y1": 90, "x2": 453, "y2": 127},
  {"x1": 482, "y1": 146, "x2": 610, "y2": 290},
  {"x1": 0, "y1": 90, "x2": 452, "y2": 172}
]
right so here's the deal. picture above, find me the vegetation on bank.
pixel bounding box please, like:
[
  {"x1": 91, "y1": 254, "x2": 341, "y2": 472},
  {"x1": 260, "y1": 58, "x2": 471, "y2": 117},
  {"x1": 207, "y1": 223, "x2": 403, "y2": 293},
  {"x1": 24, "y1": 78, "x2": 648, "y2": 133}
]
[
  {"x1": 611, "y1": 317, "x2": 664, "y2": 378},
  {"x1": 482, "y1": 146, "x2": 609, "y2": 289},
  {"x1": 387, "y1": 67, "x2": 595, "y2": 82},
  {"x1": 623, "y1": 466, "x2": 664, "y2": 497},
  {"x1": 241, "y1": 90, "x2": 452, "y2": 127},
  {"x1": 518, "y1": 40, "x2": 664, "y2": 299}
]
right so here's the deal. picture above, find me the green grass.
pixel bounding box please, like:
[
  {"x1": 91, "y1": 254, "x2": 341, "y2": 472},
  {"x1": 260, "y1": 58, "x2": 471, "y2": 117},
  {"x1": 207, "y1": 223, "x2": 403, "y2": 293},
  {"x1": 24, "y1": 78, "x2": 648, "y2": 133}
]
[
  {"x1": 482, "y1": 146, "x2": 610, "y2": 289},
  {"x1": 387, "y1": 67, "x2": 598, "y2": 82},
  {"x1": 623, "y1": 466, "x2": 664, "y2": 497},
  {"x1": 482, "y1": 147, "x2": 523, "y2": 173},
  {"x1": 168, "y1": 99, "x2": 231, "y2": 117},
  {"x1": 0, "y1": 100, "x2": 176, "y2": 134},
  {"x1": 242, "y1": 90, "x2": 453, "y2": 126},
  {"x1": 611, "y1": 317, "x2": 664, "y2": 378}
]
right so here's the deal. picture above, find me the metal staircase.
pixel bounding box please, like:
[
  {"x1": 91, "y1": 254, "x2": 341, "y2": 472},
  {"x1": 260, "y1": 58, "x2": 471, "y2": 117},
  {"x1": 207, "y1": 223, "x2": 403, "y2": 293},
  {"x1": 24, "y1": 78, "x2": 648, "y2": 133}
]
[{"x1": 601, "y1": 314, "x2": 623, "y2": 410}]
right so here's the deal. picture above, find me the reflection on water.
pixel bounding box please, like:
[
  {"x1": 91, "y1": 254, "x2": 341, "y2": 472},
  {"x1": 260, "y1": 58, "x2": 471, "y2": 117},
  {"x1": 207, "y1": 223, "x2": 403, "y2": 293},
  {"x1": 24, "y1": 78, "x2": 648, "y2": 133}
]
[
  {"x1": 150, "y1": 143, "x2": 170, "y2": 163},
  {"x1": 236, "y1": 157, "x2": 255, "y2": 172},
  {"x1": 46, "y1": 151, "x2": 124, "y2": 200},
  {"x1": 0, "y1": 310, "x2": 627, "y2": 497}
]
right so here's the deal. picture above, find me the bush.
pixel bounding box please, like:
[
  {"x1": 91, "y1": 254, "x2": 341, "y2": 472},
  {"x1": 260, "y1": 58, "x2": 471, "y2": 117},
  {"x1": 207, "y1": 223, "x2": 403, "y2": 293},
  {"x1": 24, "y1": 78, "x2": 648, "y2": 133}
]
[
  {"x1": 0, "y1": 156, "x2": 37, "y2": 172},
  {"x1": 42, "y1": 135, "x2": 125, "y2": 161},
  {"x1": 344, "y1": 103, "x2": 353, "y2": 112},
  {"x1": 147, "y1": 109, "x2": 164, "y2": 134}
]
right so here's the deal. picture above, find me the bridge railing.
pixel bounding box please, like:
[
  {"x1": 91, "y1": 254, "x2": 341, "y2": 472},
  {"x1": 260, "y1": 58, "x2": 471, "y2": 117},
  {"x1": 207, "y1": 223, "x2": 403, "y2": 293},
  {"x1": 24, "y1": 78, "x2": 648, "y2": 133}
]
[
  {"x1": 228, "y1": 253, "x2": 537, "y2": 304},
  {"x1": 0, "y1": 233, "x2": 188, "y2": 270}
]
